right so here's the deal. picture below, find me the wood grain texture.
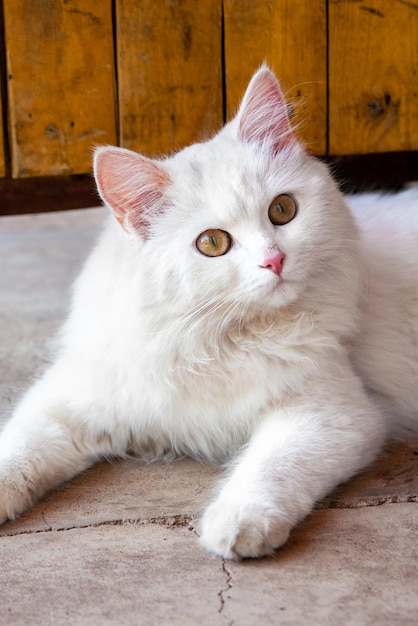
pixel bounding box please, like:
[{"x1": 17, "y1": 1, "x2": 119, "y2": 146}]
[
  {"x1": 329, "y1": 0, "x2": 418, "y2": 155},
  {"x1": 0, "y1": 83, "x2": 5, "y2": 177},
  {"x1": 4, "y1": 0, "x2": 117, "y2": 178},
  {"x1": 116, "y1": 0, "x2": 223, "y2": 156},
  {"x1": 224, "y1": 0, "x2": 327, "y2": 154}
]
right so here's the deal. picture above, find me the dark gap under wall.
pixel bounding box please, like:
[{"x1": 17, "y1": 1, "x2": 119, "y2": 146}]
[
  {"x1": 324, "y1": 151, "x2": 418, "y2": 194},
  {"x1": 0, "y1": 175, "x2": 98, "y2": 215},
  {"x1": 0, "y1": 152, "x2": 416, "y2": 216}
]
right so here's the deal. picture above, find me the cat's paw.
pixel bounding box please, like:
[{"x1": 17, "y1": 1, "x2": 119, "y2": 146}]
[
  {"x1": 200, "y1": 498, "x2": 291, "y2": 560},
  {"x1": 0, "y1": 464, "x2": 34, "y2": 525}
]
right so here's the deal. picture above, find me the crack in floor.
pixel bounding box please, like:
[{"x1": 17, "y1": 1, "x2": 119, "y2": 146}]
[
  {"x1": 316, "y1": 494, "x2": 418, "y2": 510},
  {"x1": 0, "y1": 513, "x2": 197, "y2": 537},
  {"x1": 218, "y1": 560, "x2": 233, "y2": 616},
  {"x1": 1, "y1": 496, "x2": 416, "y2": 538}
]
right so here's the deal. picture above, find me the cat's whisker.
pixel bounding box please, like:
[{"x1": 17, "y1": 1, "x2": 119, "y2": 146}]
[
  {"x1": 147, "y1": 295, "x2": 222, "y2": 338},
  {"x1": 214, "y1": 297, "x2": 244, "y2": 339},
  {"x1": 237, "y1": 299, "x2": 252, "y2": 335},
  {"x1": 156, "y1": 294, "x2": 238, "y2": 356}
]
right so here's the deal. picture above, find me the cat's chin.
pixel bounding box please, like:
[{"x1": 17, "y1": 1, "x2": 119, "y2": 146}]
[{"x1": 252, "y1": 276, "x2": 300, "y2": 312}]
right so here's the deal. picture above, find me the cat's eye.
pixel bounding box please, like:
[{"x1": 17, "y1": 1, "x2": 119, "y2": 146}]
[
  {"x1": 196, "y1": 229, "x2": 232, "y2": 257},
  {"x1": 268, "y1": 194, "x2": 297, "y2": 226}
]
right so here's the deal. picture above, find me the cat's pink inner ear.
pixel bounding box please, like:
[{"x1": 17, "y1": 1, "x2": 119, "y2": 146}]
[
  {"x1": 238, "y1": 68, "x2": 294, "y2": 153},
  {"x1": 94, "y1": 147, "x2": 170, "y2": 233}
]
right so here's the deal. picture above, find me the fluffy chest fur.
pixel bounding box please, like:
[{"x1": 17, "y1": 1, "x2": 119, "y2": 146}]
[{"x1": 58, "y1": 210, "x2": 358, "y2": 461}]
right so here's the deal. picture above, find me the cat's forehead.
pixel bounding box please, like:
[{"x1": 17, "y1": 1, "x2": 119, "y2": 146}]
[
  {"x1": 167, "y1": 131, "x2": 303, "y2": 223},
  {"x1": 171, "y1": 132, "x2": 241, "y2": 183}
]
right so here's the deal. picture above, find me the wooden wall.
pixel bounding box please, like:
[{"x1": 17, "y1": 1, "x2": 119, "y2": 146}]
[
  {"x1": 0, "y1": 82, "x2": 5, "y2": 178},
  {"x1": 0, "y1": 0, "x2": 417, "y2": 193},
  {"x1": 224, "y1": 1, "x2": 327, "y2": 154},
  {"x1": 329, "y1": 0, "x2": 418, "y2": 155},
  {"x1": 3, "y1": 0, "x2": 117, "y2": 178},
  {"x1": 115, "y1": 0, "x2": 223, "y2": 156}
]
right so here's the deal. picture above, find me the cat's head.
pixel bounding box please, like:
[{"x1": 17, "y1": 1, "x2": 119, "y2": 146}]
[{"x1": 94, "y1": 67, "x2": 358, "y2": 321}]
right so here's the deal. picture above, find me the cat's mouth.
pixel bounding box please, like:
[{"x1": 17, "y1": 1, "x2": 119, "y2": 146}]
[
  {"x1": 261, "y1": 268, "x2": 286, "y2": 289},
  {"x1": 253, "y1": 271, "x2": 300, "y2": 309}
]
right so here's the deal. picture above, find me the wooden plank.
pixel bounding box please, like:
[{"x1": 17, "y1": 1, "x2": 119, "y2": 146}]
[
  {"x1": 4, "y1": 0, "x2": 117, "y2": 178},
  {"x1": 0, "y1": 83, "x2": 5, "y2": 177},
  {"x1": 329, "y1": 0, "x2": 418, "y2": 155},
  {"x1": 116, "y1": 0, "x2": 223, "y2": 156},
  {"x1": 224, "y1": 0, "x2": 327, "y2": 155},
  {"x1": 0, "y1": 0, "x2": 5, "y2": 178}
]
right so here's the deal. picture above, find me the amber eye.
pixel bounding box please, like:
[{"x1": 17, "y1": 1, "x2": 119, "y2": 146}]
[
  {"x1": 268, "y1": 194, "x2": 297, "y2": 226},
  {"x1": 196, "y1": 229, "x2": 232, "y2": 257}
]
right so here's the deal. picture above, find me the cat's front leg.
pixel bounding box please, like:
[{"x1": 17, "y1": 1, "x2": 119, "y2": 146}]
[
  {"x1": 0, "y1": 364, "x2": 114, "y2": 524},
  {"x1": 200, "y1": 370, "x2": 387, "y2": 560}
]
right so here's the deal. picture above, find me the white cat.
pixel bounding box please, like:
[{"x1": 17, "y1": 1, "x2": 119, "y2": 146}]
[{"x1": 1, "y1": 67, "x2": 417, "y2": 559}]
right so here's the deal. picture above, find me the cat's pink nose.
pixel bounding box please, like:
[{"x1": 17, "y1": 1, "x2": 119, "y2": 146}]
[{"x1": 260, "y1": 251, "x2": 286, "y2": 275}]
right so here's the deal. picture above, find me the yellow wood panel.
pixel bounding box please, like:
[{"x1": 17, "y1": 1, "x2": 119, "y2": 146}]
[
  {"x1": 116, "y1": 0, "x2": 223, "y2": 156},
  {"x1": 0, "y1": 83, "x2": 5, "y2": 177},
  {"x1": 4, "y1": 0, "x2": 117, "y2": 178},
  {"x1": 224, "y1": 0, "x2": 327, "y2": 155},
  {"x1": 329, "y1": 0, "x2": 418, "y2": 155}
]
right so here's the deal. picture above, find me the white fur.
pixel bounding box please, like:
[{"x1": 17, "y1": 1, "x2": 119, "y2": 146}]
[{"x1": 1, "y1": 69, "x2": 417, "y2": 559}]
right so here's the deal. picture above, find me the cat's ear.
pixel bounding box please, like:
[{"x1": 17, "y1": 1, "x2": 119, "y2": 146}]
[
  {"x1": 94, "y1": 146, "x2": 170, "y2": 235},
  {"x1": 237, "y1": 66, "x2": 294, "y2": 153}
]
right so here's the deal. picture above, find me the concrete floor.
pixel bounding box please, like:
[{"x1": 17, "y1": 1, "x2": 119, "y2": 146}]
[{"x1": 0, "y1": 208, "x2": 417, "y2": 626}]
